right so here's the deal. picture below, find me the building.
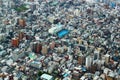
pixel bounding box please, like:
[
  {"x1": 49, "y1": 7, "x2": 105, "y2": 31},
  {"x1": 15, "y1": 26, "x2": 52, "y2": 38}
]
[{"x1": 40, "y1": 74, "x2": 54, "y2": 80}]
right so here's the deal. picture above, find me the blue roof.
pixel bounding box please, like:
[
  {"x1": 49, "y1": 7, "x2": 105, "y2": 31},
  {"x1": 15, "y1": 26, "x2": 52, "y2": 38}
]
[{"x1": 57, "y1": 29, "x2": 69, "y2": 38}]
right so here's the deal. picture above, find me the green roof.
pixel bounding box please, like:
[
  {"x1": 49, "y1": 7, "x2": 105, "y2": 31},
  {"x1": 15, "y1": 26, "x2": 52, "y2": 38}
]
[{"x1": 14, "y1": 5, "x2": 28, "y2": 12}]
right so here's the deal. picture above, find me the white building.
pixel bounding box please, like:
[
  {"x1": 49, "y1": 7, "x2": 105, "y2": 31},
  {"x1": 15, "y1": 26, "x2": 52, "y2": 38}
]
[
  {"x1": 41, "y1": 74, "x2": 53, "y2": 80},
  {"x1": 85, "y1": 55, "x2": 93, "y2": 68},
  {"x1": 48, "y1": 24, "x2": 63, "y2": 34},
  {"x1": 29, "y1": 61, "x2": 42, "y2": 69}
]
